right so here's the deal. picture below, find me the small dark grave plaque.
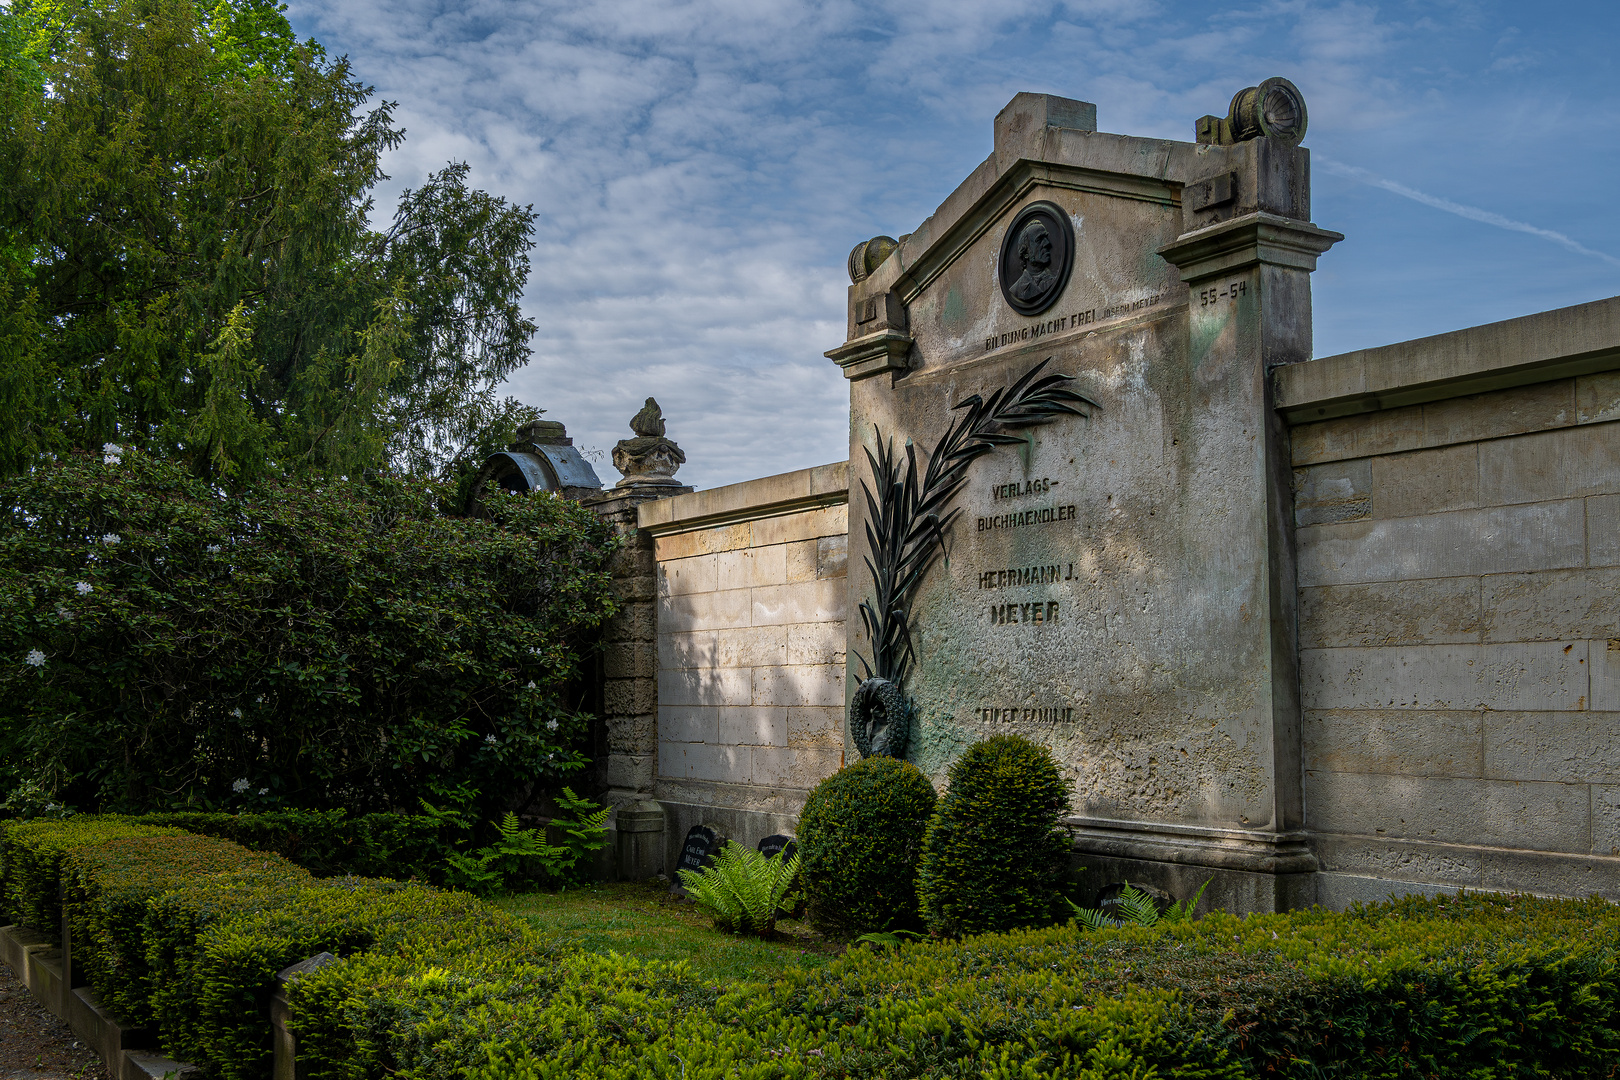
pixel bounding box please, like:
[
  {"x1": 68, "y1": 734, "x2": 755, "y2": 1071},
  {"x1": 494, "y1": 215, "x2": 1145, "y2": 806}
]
[
  {"x1": 757, "y1": 834, "x2": 797, "y2": 862},
  {"x1": 671, "y1": 824, "x2": 723, "y2": 897}
]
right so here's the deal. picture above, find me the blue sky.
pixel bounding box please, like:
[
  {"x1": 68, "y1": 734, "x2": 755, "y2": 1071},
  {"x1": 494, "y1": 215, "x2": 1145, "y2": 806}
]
[{"x1": 284, "y1": 0, "x2": 1620, "y2": 490}]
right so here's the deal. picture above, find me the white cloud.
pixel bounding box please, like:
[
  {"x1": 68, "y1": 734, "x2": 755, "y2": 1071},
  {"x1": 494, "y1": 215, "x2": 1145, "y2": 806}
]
[{"x1": 287, "y1": 0, "x2": 1620, "y2": 487}]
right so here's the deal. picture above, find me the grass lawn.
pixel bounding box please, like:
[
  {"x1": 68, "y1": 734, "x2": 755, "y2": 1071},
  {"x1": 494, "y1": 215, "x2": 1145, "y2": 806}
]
[{"x1": 495, "y1": 879, "x2": 842, "y2": 982}]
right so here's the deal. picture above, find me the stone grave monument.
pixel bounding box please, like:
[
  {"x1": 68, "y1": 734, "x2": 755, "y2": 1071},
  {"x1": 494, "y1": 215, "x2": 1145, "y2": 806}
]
[{"x1": 827, "y1": 81, "x2": 1340, "y2": 912}]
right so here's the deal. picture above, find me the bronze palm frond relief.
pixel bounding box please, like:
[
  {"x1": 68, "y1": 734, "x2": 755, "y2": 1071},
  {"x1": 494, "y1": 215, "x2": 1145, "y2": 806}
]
[{"x1": 850, "y1": 358, "x2": 1096, "y2": 758}]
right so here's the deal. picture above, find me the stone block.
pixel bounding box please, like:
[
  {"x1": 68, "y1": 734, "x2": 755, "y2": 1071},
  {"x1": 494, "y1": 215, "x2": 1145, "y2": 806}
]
[
  {"x1": 658, "y1": 588, "x2": 752, "y2": 633},
  {"x1": 70, "y1": 987, "x2": 152, "y2": 1076},
  {"x1": 816, "y1": 533, "x2": 849, "y2": 579},
  {"x1": 1297, "y1": 499, "x2": 1586, "y2": 587},
  {"x1": 1372, "y1": 443, "x2": 1478, "y2": 519},
  {"x1": 608, "y1": 539, "x2": 656, "y2": 578},
  {"x1": 1290, "y1": 404, "x2": 1423, "y2": 466},
  {"x1": 1303, "y1": 708, "x2": 1481, "y2": 777},
  {"x1": 656, "y1": 666, "x2": 751, "y2": 708},
  {"x1": 751, "y1": 504, "x2": 848, "y2": 547},
  {"x1": 1298, "y1": 578, "x2": 1480, "y2": 648},
  {"x1": 1293, "y1": 458, "x2": 1370, "y2": 525},
  {"x1": 1484, "y1": 710, "x2": 1620, "y2": 784},
  {"x1": 1592, "y1": 786, "x2": 1620, "y2": 856},
  {"x1": 605, "y1": 602, "x2": 656, "y2": 644},
  {"x1": 786, "y1": 622, "x2": 845, "y2": 666},
  {"x1": 1315, "y1": 873, "x2": 1458, "y2": 911},
  {"x1": 1311, "y1": 834, "x2": 1482, "y2": 885},
  {"x1": 663, "y1": 742, "x2": 749, "y2": 784},
  {"x1": 752, "y1": 664, "x2": 847, "y2": 708},
  {"x1": 602, "y1": 641, "x2": 656, "y2": 680},
  {"x1": 604, "y1": 753, "x2": 655, "y2": 792},
  {"x1": 26, "y1": 946, "x2": 66, "y2": 1019},
  {"x1": 602, "y1": 677, "x2": 657, "y2": 717},
  {"x1": 1590, "y1": 495, "x2": 1620, "y2": 567},
  {"x1": 660, "y1": 626, "x2": 786, "y2": 670},
  {"x1": 750, "y1": 746, "x2": 844, "y2": 789},
  {"x1": 1482, "y1": 568, "x2": 1620, "y2": 642},
  {"x1": 717, "y1": 545, "x2": 787, "y2": 589},
  {"x1": 654, "y1": 522, "x2": 752, "y2": 562},
  {"x1": 604, "y1": 712, "x2": 656, "y2": 756},
  {"x1": 1595, "y1": 639, "x2": 1620, "y2": 711},
  {"x1": 613, "y1": 574, "x2": 657, "y2": 603},
  {"x1": 1479, "y1": 422, "x2": 1620, "y2": 506},
  {"x1": 123, "y1": 1051, "x2": 200, "y2": 1080},
  {"x1": 1420, "y1": 378, "x2": 1575, "y2": 449},
  {"x1": 1577, "y1": 371, "x2": 1620, "y2": 425},
  {"x1": 1477, "y1": 847, "x2": 1620, "y2": 899},
  {"x1": 788, "y1": 706, "x2": 846, "y2": 748},
  {"x1": 661, "y1": 705, "x2": 787, "y2": 747},
  {"x1": 658, "y1": 554, "x2": 716, "y2": 597},
  {"x1": 784, "y1": 539, "x2": 818, "y2": 583},
  {"x1": 1305, "y1": 771, "x2": 1589, "y2": 852},
  {"x1": 1299, "y1": 641, "x2": 1590, "y2": 712},
  {"x1": 751, "y1": 579, "x2": 846, "y2": 626}
]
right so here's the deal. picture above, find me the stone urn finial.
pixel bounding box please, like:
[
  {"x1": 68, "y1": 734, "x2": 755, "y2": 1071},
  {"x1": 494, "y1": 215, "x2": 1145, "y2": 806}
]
[{"x1": 612, "y1": 397, "x2": 685, "y2": 488}]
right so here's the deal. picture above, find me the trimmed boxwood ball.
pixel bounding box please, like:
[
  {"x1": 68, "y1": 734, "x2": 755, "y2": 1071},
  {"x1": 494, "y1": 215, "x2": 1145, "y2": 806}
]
[
  {"x1": 797, "y1": 755, "x2": 937, "y2": 935},
  {"x1": 918, "y1": 734, "x2": 1072, "y2": 937}
]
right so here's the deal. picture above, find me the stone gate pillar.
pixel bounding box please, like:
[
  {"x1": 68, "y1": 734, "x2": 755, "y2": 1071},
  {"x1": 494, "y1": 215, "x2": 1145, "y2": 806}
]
[{"x1": 583, "y1": 399, "x2": 691, "y2": 880}]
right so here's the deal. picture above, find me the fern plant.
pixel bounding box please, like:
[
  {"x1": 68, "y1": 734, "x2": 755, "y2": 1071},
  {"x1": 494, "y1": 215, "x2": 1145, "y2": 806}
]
[
  {"x1": 678, "y1": 841, "x2": 802, "y2": 935},
  {"x1": 442, "y1": 788, "x2": 609, "y2": 897},
  {"x1": 1068, "y1": 880, "x2": 1210, "y2": 930}
]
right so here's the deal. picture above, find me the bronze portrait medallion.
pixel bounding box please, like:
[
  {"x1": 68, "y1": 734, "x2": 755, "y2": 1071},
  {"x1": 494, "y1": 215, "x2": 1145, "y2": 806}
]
[{"x1": 997, "y1": 200, "x2": 1075, "y2": 317}]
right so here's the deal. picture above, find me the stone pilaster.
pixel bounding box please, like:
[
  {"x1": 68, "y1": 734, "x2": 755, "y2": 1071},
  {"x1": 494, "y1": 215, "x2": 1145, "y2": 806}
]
[{"x1": 583, "y1": 481, "x2": 689, "y2": 879}]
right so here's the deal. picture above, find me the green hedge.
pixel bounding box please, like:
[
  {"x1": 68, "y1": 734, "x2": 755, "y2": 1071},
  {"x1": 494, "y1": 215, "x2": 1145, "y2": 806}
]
[
  {"x1": 797, "y1": 756, "x2": 937, "y2": 935},
  {"x1": 129, "y1": 810, "x2": 454, "y2": 881},
  {"x1": 13, "y1": 817, "x2": 1620, "y2": 1079},
  {"x1": 917, "y1": 733, "x2": 1071, "y2": 937},
  {"x1": 1, "y1": 817, "x2": 549, "y2": 1080}
]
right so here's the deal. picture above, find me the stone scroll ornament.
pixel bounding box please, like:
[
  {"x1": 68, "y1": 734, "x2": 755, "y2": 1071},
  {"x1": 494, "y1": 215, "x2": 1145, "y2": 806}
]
[{"x1": 850, "y1": 359, "x2": 1096, "y2": 758}]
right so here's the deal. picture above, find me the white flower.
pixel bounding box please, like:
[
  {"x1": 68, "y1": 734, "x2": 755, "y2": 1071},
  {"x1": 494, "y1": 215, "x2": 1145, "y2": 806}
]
[
  {"x1": 55, "y1": 605, "x2": 72, "y2": 621},
  {"x1": 231, "y1": 778, "x2": 249, "y2": 793},
  {"x1": 257, "y1": 788, "x2": 268, "y2": 796},
  {"x1": 525, "y1": 680, "x2": 536, "y2": 690},
  {"x1": 102, "y1": 443, "x2": 123, "y2": 465},
  {"x1": 545, "y1": 718, "x2": 559, "y2": 732},
  {"x1": 25, "y1": 649, "x2": 46, "y2": 667},
  {"x1": 484, "y1": 734, "x2": 498, "y2": 745},
  {"x1": 206, "y1": 544, "x2": 221, "y2": 554},
  {"x1": 231, "y1": 708, "x2": 243, "y2": 719},
  {"x1": 254, "y1": 695, "x2": 264, "y2": 703},
  {"x1": 74, "y1": 582, "x2": 92, "y2": 595},
  {"x1": 101, "y1": 533, "x2": 120, "y2": 546}
]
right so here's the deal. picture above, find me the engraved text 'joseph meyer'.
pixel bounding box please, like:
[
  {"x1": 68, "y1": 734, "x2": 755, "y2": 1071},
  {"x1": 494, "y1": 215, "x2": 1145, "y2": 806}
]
[{"x1": 977, "y1": 504, "x2": 1076, "y2": 531}]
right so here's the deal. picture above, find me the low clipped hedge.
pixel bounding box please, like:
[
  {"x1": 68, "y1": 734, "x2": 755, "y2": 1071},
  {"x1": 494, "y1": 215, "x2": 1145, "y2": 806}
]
[
  {"x1": 378, "y1": 892, "x2": 1620, "y2": 1079},
  {"x1": 0, "y1": 817, "x2": 550, "y2": 1080},
  {"x1": 797, "y1": 756, "x2": 938, "y2": 935},
  {"x1": 12, "y1": 815, "x2": 1620, "y2": 1078},
  {"x1": 128, "y1": 809, "x2": 453, "y2": 881}
]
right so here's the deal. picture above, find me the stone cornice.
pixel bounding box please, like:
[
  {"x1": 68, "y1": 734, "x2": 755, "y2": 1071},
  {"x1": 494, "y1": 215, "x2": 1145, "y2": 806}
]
[{"x1": 1158, "y1": 211, "x2": 1343, "y2": 282}]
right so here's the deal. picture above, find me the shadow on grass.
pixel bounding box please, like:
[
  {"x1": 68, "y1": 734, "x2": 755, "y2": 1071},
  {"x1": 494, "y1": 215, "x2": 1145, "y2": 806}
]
[{"x1": 493, "y1": 879, "x2": 842, "y2": 983}]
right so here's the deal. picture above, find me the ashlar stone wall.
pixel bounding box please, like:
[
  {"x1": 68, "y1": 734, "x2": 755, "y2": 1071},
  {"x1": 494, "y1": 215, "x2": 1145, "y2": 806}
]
[
  {"x1": 637, "y1": 462, "x2": 850, "y2": 866},
  {"x1": 1280, "y1": 296, "x2": 1620, "y2": 907}
]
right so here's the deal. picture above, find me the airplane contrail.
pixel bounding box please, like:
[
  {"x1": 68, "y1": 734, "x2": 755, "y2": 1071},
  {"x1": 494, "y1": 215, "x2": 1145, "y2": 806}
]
[{"x1": 1317, "y1": 157, "x2": 1620, "y2": 269}]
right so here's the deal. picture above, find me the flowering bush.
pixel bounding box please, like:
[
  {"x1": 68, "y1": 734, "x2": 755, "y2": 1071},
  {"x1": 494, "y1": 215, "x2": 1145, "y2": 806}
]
[{"x1": 0, "y1": 450, "x2": 617, "y2": 819}]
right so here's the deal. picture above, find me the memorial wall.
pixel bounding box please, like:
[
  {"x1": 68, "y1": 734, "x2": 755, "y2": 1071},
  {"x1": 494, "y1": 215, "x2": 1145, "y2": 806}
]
[{"x1": 596, "y1": 86, "x2": 1620, "y2": 912}]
